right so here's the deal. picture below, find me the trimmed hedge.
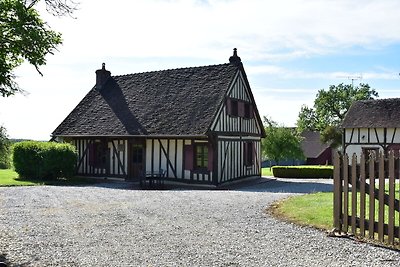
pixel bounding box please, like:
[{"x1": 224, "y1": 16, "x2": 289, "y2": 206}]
[
  {"x1": 272, "y1": 165, "x2": 333, "y2": 178},
  {"x1": 13, "y1": 141, "x2": 77, "y2": 179}
]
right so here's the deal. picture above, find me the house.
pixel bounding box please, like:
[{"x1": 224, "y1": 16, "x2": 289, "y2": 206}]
[
  {"x1": 261, "y1": 130, "x2": 332, "y2": 167},
  {"x1": 52, "y1": 49, "x2": 266, "y2": 185},
  {"x1": 301, "y1": 131, "x2": 332, "y2": 165},
  {"x1": 342, "y1": 98, "x2": 400, "y2": 158}
]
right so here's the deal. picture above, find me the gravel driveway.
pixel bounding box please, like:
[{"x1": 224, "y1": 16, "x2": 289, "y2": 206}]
[{"x1": 0, "y1": 178, "x2": 399, "y2": 266}]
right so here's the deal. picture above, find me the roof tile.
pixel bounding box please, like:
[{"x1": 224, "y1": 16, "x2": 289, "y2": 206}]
[{"x1": 52, "y1": 63, "x2": 238, "y2": 136}]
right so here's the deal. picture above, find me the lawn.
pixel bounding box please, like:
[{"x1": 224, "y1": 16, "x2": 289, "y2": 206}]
[
  {"x1": 0, "y1": 169, "x2": 38, "y2": 186},
  {"x1": 0, "y1": 169, "x2": 97, "y2": 187},
  {"x1": 261, "y1": 167, "x2": 273, "y2": 176},
  {"x1": 272, "y1": 192, "x2": 333, "y2": 229},
  {"x1": 274, "y1": 183, "x2": 400, "y2": 231}
]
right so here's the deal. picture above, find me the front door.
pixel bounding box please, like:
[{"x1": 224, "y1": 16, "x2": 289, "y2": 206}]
[{"x1": 129, "y1": 141, "x2": 145, "y2": 180}]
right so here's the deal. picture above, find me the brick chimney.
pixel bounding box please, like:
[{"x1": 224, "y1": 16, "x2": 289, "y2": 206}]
[
  {"x1": 229, "y1": 48, "x2": 242, "y2": 66},
  {"x1": 95, "y1": 63, "x2": 111, "y2": 90}
]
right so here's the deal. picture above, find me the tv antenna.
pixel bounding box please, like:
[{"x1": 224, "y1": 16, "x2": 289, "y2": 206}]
[{"x1": 337, "y1": 74, "x2": 363, "y2": 88}]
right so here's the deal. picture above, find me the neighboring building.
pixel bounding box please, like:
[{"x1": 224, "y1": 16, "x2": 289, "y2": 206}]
[
  {"x1": 342, "y1": 98, "x2": 400, "y2": 158},
  {"x1": 262, "y1": 130, "x2": 332, "y2": 167},
  {"x1": 52, "y1": 49, "x2": 266, "y2": 185},
  {"x1": 300, "y1": 131, "x2": 332, "y2": 165}
]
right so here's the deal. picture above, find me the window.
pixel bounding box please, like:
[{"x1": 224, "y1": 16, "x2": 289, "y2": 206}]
[
  {"x1": 132, "y1": 144, "x2": 143, "y2": 164},
  {"x1": 195, "y1": 144, "x2": 208, "y2": 169},
  {"x1": 244, "y1": 142, "x2": 254, "y2": 166},
  {"x1": 89, "y1": 141, "x2": 107, "y2": 167},
  {"x1": 362, "y1": 147, "x2": 379, "y2": 158},
  {"x1": 227, "y1": 97, "x2": 252, "y2": 119},
  {"x1": 184, "y1": 142, "x2": 213, "y2": 172}
]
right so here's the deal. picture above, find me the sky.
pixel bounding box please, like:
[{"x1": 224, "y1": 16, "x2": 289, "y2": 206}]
[{"x1": 1, "y1": 0, "x2": 400, "y2": 140}]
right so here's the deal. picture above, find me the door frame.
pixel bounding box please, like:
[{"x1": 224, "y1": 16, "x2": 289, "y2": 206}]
[{"x1": 127, "y1": 138, "x2": 146, "y2": 180}]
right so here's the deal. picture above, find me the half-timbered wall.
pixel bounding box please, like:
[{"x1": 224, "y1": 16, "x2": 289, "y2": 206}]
[
  {"x1": 210, "y1": 72, "x2": 262, "y2": 135},
  {"x1": 73, "y1": 138, "x2": 128, "y2": 177},
  {"x1": 217, "y1": 136, "x2": 261, "y2": 184},
  {"x1": 145, "y1": 138, "x2": 214, "y2": 183},
  {"x1": 344, "y1": 127, "x2": 400, "y2": 160}
]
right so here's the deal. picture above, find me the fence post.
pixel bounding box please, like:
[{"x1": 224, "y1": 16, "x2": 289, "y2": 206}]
[
  {"x1": 388, "y1": 151, "x2": 395, "y2": 244},
  {"x1": 378, "y1": 152, "x2": 385, "y2": 242},
  {"x1": 350, "y1": 154, "x2": 357, "y2": 233},
  {"x1": 368, "y1": 153, "x2": 376, "y2": 239},
  {"x1": 359, "y1": 153, "x2": 366, "y2": 237},
  {"x1": 333, "y1": 151, "x2": 342, "y2": 231}
]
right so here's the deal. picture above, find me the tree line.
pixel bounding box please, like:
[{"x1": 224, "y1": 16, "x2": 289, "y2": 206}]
[{"x1": 262, "y1": 83, "x2": 379, "y2": 164}]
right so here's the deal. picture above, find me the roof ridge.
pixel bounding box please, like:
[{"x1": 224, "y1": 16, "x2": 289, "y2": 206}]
[
  {"x1": 358, "y1": 97, "x2": 400, "y2": 103},
  {"x1": 112, "y1": 62, "x2": 232, "y2": 78}
]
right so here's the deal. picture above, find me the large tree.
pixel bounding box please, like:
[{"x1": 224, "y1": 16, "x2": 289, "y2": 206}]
[
  {"x1": 297, "y1": 83, "x2": 378, "y2": 148},
  {"x1": 262, "y1": 117, "x2": 304, "y2": 164},
  {"x1": 0, "y1": 0, "x2": 77, "y2": 97}
]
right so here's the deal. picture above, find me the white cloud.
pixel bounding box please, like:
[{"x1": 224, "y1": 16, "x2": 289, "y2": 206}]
[
  {"x1": 2, "y1": 0, "x2": 400, "y2": 139},
  {"x1": 39, "y1": 0, "x2": 400, "y2": 61}
]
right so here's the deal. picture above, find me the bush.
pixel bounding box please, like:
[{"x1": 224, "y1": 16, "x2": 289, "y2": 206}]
[
  {"x1": 272, "y1": 165, "x2": 333, "y2": 178},
  {"x1": 0, "y1": 144, "x2": 11, "y2": 169},
  {"x1": 0, "y1": 126, "x2": 11, "y2": 169},
  {"x1": 13, "y1": 141, "x2": 77, "y2": 179}
]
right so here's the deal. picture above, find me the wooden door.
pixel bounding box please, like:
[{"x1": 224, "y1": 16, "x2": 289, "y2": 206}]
[{"x1": 129, "y1": 142, "x2": 145, "y2": 180}]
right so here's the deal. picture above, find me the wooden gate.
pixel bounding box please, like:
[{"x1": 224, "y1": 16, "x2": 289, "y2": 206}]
[{"x1": 333, "y1": 151, "x2": 400, "y2": 245}]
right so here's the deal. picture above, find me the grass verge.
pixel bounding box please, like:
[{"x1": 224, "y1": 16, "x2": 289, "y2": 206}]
[
  {"x1": 271, "y1": 187, "x2": 400, "y2": 250},
  {"x1": 270, "y1": 192, "x2": 333, "y2": 230},
  {"x1": 0, "y1": 169, "x2": 97, "y2": 187}
]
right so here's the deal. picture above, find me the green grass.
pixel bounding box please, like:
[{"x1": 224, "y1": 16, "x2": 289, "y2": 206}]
[
  {"x1": 274, "y1": 182, "x2": 400, "y2": 231},
  {"x1": 0, "y1": 169, "x2": 39, "y2": 186},
  {"x1": 0, "y1": 169, "x2": 97, "y2": 187},
  {"x1": 261, "y1": 167, "x2": 273, "y2": 176},
  {"x1": 272, "y1": 192, "x2": 333, "y2": 229}
]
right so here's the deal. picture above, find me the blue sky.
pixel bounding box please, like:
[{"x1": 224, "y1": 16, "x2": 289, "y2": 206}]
[{"x1": 1, "y1": 0, "x2": 400, "y2": 140}]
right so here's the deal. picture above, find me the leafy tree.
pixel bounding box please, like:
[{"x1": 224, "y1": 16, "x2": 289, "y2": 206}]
[
  {"x1": 0, "y1": 0, "x2": 77, "y2": 97},
  {"x1": 297, "y1": 83, "x2": 378, "y2": 147},
  {"x1": 262, "y1": 116, "x2": 304, "y2": 164},
  {"x1": 0, "y1": 126, "x2": 11, "y2": 169}
]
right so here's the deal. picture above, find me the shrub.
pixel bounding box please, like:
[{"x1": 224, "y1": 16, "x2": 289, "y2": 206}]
[
  {"x1": 0, "y1": 144, "x2": 11, "y2": 169},
  {"x1": 0, "y1": 126, "x2": 11, "y2": 169},
  {"x1": 272, "y1": 165, "x2": 333, "y2": 178},
  {"x1": 13, "y1": 141, "x2": 77, "y2": 179}
]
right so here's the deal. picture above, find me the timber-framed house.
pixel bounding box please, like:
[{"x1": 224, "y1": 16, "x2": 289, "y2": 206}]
[
  {"x1": 52, "y1": 49, "x2": 266, "y2": 185},
  {"x1": 342, "y1": 98, "x2": 400, "y2": 158}
]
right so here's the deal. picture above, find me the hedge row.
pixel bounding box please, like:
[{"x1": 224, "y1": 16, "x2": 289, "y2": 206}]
[
  {"x1": 272, "y1": 165, "x2": 333, "y2": 178},
  {"x1": 13, "y1": 141, "x2": 77, "y2": 179}
]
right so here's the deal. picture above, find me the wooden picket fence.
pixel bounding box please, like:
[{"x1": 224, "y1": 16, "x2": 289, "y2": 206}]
[{"x1": 333, "y1": 151, "x2": 400, "y2": 245}]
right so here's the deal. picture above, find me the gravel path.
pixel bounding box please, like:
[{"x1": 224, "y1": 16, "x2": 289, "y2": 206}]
[{"x1": 0, "y1": 178, "x2": 399, "y2": 266}]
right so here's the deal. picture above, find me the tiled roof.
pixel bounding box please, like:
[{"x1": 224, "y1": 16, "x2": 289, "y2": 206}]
[
  {"x1": 301, "y1": 131, "x2": 330, "y2": 158},
  {"x1": 342, "y1": 98, "x2": 400, "y2": 128},
  {"x1": 52, "y1": 63, "x2": 239, "y2": 136}
]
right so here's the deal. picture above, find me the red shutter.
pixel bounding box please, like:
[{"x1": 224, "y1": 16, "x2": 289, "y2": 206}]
[
  {"x1": 207, "y1": 143, "x2": 213, "y2": 172},
  {"x1": 226, "y1": 98, "x2": 232, "y2": 115},
  {"x1": 238, "y1": 101, "x2": 245, "y2": 117},
  {"x1": 184, "y1": 144, "x2": 194, "y2": 170},
  {"x1": 249, "y1": 104, "x2": 254, "y2": 119}
]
